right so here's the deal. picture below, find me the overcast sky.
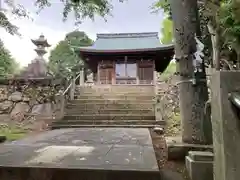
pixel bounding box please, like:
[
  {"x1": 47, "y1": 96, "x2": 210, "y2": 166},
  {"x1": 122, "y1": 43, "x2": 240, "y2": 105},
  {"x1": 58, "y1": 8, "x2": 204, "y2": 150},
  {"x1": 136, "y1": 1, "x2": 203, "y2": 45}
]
[{"x1": 0, "y1": 0, "x2": 165, "y2": 67}]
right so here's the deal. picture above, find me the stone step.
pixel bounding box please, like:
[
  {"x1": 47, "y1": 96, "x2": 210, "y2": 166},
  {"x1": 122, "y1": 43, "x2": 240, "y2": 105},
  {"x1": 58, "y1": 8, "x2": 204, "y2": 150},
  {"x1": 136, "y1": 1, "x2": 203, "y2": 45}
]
[
  {"x1": 51, "y1": 124, "x2": 162, "y2": 129},
  {"x1": 76, "y1": 85, "x2": 154, "y2": 91},
  {"x1": 76, "y1": 92, "x2": 155, "y2": 96},
  {"x1": 76, "y1": 93, "x2": 155, "y2": 97},
  {"x1": 76, "y1": 94, "x2": 155, "y2": 98},
  {"x1": 65, "y1": 109, "x2": 154, "y2": 115},
  {"x1": 75, "y1": 91, "x2": 155, "y2": 94},
  {"x1": 76, "y1": 89, "x2": 154, "y2": 94},
  {"x1": 74, "y1": 95, "x2": 155, "y2": 100},
  {"x1": 52, "y1": 120, "x2": 165, "y2": 126},
  {"x1": 66, "y1": 103, "x2": 154, "y2": 109},
  {"x1": 75, "y1": 90, "x2": 154, "y2": 94},
  {"x1": 63, "y1": 114, "x2": 155, "y2": 120},
  {"x1": 70, "y1": 99, "x2": 155, "y2": 104},
  {"x1": 74, "y1": 93, "x2": 155, "y2": 96}
]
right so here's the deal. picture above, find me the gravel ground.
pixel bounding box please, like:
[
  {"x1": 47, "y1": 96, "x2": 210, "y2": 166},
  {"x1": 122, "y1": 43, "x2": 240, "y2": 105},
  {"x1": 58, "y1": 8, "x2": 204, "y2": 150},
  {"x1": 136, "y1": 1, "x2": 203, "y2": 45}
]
[{"x1": 150, "y1": 130, "x2": 190, "y2": 180}]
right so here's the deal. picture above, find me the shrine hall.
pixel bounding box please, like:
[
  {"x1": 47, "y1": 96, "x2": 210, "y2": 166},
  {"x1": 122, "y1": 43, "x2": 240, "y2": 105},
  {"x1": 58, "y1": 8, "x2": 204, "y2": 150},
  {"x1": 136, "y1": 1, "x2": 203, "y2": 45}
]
[{"x1": 77, "y1": 32, "x2": 174, "y2": 85}]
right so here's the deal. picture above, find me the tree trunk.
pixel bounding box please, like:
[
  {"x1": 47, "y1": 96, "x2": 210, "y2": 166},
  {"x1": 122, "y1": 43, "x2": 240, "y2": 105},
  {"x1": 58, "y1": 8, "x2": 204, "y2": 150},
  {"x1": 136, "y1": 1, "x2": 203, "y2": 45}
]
[{"x1": 170, "y1": 0, "x2": 212, "y2": 145}]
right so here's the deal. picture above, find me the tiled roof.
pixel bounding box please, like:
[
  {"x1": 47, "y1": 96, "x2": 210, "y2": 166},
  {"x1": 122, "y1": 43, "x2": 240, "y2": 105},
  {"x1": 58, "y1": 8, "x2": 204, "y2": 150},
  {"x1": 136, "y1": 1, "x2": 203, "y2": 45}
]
[{"x1": 79, "y1": 32, "x2": 173, "y2": 52}]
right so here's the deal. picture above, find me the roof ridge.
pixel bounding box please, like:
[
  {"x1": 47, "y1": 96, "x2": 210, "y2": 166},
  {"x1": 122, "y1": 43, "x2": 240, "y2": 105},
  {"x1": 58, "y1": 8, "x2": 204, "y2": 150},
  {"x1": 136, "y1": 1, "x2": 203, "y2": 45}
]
[{"x1": 97, "y1": 32, "x2": 158, "y2": 39}]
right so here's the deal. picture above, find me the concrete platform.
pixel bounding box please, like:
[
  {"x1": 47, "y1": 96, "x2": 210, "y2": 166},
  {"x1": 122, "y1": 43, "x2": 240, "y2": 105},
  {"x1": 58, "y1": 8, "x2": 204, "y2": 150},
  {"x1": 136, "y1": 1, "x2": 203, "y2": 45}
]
[{"x1": 0, "y1": 128, "x2": 160, "y2": 180}]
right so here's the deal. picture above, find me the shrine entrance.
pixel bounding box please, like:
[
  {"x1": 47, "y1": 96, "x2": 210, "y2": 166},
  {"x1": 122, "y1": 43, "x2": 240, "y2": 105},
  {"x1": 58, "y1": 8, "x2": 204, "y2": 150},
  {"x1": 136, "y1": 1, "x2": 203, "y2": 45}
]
[{"x1": 115, "y1": 60, "x2": 137, "y2": 84}]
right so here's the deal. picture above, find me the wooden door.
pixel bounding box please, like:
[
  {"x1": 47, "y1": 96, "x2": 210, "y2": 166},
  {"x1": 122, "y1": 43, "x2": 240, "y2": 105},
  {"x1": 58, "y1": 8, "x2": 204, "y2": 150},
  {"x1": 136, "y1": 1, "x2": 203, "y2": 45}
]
[
  {"x1": 138, "y1": 61, "x2": 154, "y2": 84},
  {"x1": 98, "y1": 61, "x2": 113, "y2": 84}
]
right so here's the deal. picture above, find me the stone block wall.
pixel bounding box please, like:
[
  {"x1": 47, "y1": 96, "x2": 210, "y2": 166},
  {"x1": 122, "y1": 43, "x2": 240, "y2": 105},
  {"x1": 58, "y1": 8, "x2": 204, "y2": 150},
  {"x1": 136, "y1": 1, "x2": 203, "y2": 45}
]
[{"x1": 0, "y1": 78, "x2": 64, "y2": 122}]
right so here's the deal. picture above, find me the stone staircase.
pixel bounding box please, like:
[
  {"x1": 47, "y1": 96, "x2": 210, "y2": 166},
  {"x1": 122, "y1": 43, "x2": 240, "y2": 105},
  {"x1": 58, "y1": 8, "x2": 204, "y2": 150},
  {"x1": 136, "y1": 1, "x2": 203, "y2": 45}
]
[{"x1": 51, "y1": 85, "x2": 164, "y2": 129}]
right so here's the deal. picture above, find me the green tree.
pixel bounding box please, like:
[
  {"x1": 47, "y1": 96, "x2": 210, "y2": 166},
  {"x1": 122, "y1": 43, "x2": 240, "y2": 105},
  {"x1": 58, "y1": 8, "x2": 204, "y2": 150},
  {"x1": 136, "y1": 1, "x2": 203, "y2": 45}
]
[
  {"x1": 0, "y1": 39, "x2": 18, "y2": 77},
  {"x1": 220, "y1": 0, "x2": 240, "y2": 68},
  {"x1": 48, "y1": 31, "x2": 93, "y2": 79},
  {"x1": 161, "y1": 17, "x2": 173, "y2": 44},
  {"x1": 152, "y1": 0, "x2": 171, "y2": 16},
  {"x1": 153, "y1": 0, "x2": 240, "y2": 69},
  {"x1": 0, "y1": 0, "x2": 119, "y2": 35},
  {"x1": 203, "y1": 0, "x2": 240, "y2": 69}
]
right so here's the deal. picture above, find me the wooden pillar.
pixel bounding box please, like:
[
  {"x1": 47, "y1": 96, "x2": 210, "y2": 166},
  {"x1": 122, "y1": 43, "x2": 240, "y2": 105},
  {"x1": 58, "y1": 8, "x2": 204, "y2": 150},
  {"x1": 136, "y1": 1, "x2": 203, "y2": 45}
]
[
  {"x1": 125, "y1": 56, "x2": 128, "y2": 85},
  {"x1": 154, "y1": 71, "x2": 158, "y2": 95},
  {"x1": 153, "y1": 60, "x2": 156, "y2": 85},
  {"x1": 136, "y1": 60, "x2": 140, "y2": 85},
  {"x1": 112, "y1": 61, "x2": 116, "y2": 85},
  {"x1": 97, "y1": 62, "x2": 100, "y2": 85}
]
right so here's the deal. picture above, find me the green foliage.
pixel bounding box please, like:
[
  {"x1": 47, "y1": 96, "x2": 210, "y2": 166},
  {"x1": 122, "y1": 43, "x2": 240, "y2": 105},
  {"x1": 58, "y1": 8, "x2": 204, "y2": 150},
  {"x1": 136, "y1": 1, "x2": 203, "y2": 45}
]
[
  {"x1": 220, "y1": 0, "x2": 240, "y2": 53},
  {"x1": 152, "y1": 1, "x2": 173, "y2": 44},
  {"x1": 152, "y1": 0, "x2": 170, "y2": 16},
  {"x1": 34, "y1": 0, "x2": 112, "y2": 24},
  {"x1": 199, "y1": 0, "x2": 240, "y2": 65},
  {"x1": 161, "y1": 18, "x2": 173, "y2": 44},
  {"x1": 0, "y1": 40, "x2": 18, "y2": 77},
  {"x1": 0, "y1": 0, "x2": 29, "y2": 35},
  {"x1": 0, "y1": 11, "x2": 19, "y2": 35},
  {"x1": 153, "y1": 0, "x2": 239, "y2": 66},
  {"x1": 48, "y1": 31, "x2": 93, "y2": 79},
  {"x1": 0, "y1": 0, "x2": 125, "y2": 35}
]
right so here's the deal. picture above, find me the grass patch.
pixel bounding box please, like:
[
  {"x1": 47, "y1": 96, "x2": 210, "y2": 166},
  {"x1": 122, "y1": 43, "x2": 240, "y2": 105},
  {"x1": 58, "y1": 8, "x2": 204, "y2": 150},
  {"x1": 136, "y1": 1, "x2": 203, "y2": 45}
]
[{"x1": 0, "y1": 126, "x2": 27, "y2": 141}]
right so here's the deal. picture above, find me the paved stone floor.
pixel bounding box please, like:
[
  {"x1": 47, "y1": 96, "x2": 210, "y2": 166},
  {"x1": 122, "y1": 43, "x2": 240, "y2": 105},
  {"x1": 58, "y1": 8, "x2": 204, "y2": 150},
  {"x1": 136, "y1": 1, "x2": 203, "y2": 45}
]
[{"x1": 0, "y1": 128, "x2": 158, "y2": 172}]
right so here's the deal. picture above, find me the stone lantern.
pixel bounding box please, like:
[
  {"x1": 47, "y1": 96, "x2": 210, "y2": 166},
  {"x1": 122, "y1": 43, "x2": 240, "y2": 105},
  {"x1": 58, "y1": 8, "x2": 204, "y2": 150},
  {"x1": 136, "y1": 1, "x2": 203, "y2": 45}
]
[
  {"x1": 20, "y1": 34, "x2": 51, "y2": 78},
  {"x1": 31, "y1": 34, "x2": 51, "y2": 59}
]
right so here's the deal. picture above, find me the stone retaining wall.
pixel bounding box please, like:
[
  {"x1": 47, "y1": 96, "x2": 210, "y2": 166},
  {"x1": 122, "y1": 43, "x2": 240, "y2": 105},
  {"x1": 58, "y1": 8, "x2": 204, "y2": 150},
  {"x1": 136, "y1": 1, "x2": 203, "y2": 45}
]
[
  {"x1": 0, "y1": 78, "x2": 64, "y2": 122},
  {"x1": 156, "y1": 76, "x2": 179, "y2": 121}
]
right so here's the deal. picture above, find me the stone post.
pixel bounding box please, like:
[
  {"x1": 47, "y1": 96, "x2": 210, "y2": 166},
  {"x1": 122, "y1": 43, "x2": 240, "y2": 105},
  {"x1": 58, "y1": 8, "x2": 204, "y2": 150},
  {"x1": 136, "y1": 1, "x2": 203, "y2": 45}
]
[
  {"x1": 185, "y1": 151, "x2": 213, "y2": 180},
  {"x1": 136, "y1": 76, "x2": 139, "y2": 85},
  {"x1": 70, "y1": 76, "x2": 75, "y2": 100},
  {"x1": 155, "y1": 97, "x2": 164, "y2": 122},
  {"x1": 59, "y1": 95, "x2": 65, "y2": 119},
  {"x1": 211, "y1": 71, "x2": 240, "y2": 180},
  {"x1": 153, "y1": 71, "x2": 157, "y2": 85},
  {"x1": 79, "y1": 69, "x2": 84, "y2": 86}
]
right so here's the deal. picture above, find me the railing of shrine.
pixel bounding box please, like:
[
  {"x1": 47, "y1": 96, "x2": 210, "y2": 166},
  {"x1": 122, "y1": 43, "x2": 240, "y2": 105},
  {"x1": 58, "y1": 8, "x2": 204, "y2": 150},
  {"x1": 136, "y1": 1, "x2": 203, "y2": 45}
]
[
  {"x1": 56, "y1": 73, "x2": 81, "y2": 119},
  {"x1": 115, "y1": 79, "x2": 154, "y2": 85},
  {"x1": 63, "y1": 73, "x2": 81, "y2": 99},
  {"x1": 96, "y1": 80, "x2": 155, "y2": 85}
]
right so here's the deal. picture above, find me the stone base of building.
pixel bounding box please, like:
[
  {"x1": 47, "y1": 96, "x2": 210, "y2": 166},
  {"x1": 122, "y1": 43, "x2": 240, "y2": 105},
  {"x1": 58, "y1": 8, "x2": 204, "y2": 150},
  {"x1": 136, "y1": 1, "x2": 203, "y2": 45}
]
[
  {"x1": 185, "y1": 151, "x2": 213, "y2": 180},
  {"x1": 166, "y1": 136, "x2": 213, "y2": 160}
]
